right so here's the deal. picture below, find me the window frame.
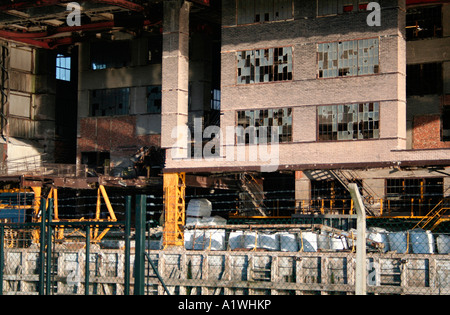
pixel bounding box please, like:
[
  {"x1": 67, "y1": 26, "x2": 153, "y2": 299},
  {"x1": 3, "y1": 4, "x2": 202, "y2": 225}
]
[
  {"x1": 235, "y1": 107, "x2": 293, "y2": 144},
  {"x1": 56, "y1": 54, "x2": 71, "y2": 82},
  {"x1": 317, "y1": 102, "x2": 381, "y2": 142},
  {"x1": 406, "y1": 5, "x2": 443, "y2": 41},
  {"x1": 317, "y1": 0, "x2": 370, "y2": 17},
  {"x1": 236, "y1": 46, "x2": 294, "y2": 85},
  {"x1": 317, "y1": 37, "x2": 380, "y2": 79},
  {"x1": 89, "y1": 87, "x2": 131, "y2": 117},
  {"x1": 236, "y1": 0, "x2": 294, "y2": 25},
  {"x1": 147, "y1": 85, "x2": 162, "y2": 114}
]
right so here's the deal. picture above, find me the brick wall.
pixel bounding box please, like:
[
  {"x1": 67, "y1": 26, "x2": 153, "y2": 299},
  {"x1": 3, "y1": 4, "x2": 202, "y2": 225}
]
[
  {"x1": 413, "y1": 114, "x2": 450, "y2": 149},
  {"x1": 78, "y1": 116, "x2": 161, "y2": 161}
]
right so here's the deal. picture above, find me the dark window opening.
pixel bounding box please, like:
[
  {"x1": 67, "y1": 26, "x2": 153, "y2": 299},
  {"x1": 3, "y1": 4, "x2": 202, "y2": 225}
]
[
  {"x1": 90, "y1": 88, "x2": 130, "y2": 117},
  {"x1": 237, "y1": 0, "x2": 293, "y2": 25},
  {"x1": 406, "y1": 5, "x2": 442, "y2": 40},
  {"x1": 147, "y1": 85, "x2": 162, "y2": 114},
  {"x1": 148, "y1": 36, "x2": 162, "y2": 65},
  {"x1": 91, "y1": 40, "x2": 131, "y2": 70},
  {"x1": 443, "y1": 106, "x2": 450, "y2": 142},
  {"x1": 310, "y1": 179, "x2": 354, "y2": 215},
  {"x1": 386, "y1": 178, "x2": 443, "y2": 215},
  {"x1": 81, "y1": 151, "x2": 110, "y2": 175},
  {"x1": 407, "y1": 63, "x2": 443, "y2": 96}
]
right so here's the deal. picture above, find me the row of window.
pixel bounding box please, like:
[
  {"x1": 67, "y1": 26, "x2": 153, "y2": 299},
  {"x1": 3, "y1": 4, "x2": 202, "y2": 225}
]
[
  {"x1": 236, "y1": 103, "x2": 380, "y2": 144},
  {"x1": 236, "y1": 0, "x2": 370, "y2": 24},
  {"x1": 236, "y1": 38, "x2": 380, "y2": 84},
  {"x1": 236, "y1": 103, "x2": 450, "y2": 144},
  {"x1": 237, "y1": 1, "x2": 443, "y2": 42},
  {"x1": 89, "y1": 86, "x2": 161, "y2": 117}
]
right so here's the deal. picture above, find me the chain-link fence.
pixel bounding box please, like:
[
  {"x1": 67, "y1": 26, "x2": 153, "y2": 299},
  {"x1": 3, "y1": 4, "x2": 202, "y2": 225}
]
[
  {"x1": 0, "y1": 222, "x2": 132, "y2": 295},
  {"x1": 0, "y1": 195, "x2": 449, "y2": 295},
  {"x1": 147, "y1": 224, "x2": 450, "y2": 295}
]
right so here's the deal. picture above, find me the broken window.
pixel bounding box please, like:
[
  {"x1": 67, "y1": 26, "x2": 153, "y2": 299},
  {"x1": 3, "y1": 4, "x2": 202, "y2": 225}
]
[
  {"x1": 237, "y1": 47, "x2": 293, "y2": 84},
  {"x1": 236, "y1": 107, "x2": 293, "y2": 144},
  {"x1": 237, "y1": 0, "x2": 293, "y2": 25},
  {"x1": 443, "y1": 105, "x2": 450, "y2": 142},
  {"x1": 90, "y1": 88, "x2": 130, "y2": 117},
  {"x1": 147, "y1": 85, "x2": 162, "y2": 114},
  {"x1": 56, "y1": 54, "x2": 71, "y2": 81},
  {"x1": 318, "y1": 38, "x2": 379, "y2": 78},
  {"x1": 318, "y1": 102, "x2": 380, "y2": 141},
  {"x1": 317, "y1": 0, "x2": 370, "y2": 17},
  {"x1": 90, "y1": 40, "x2": 131, "y2": 70},
  {"x1": 407, "y1": 63, "x2": 442, "y2": 96},
  {"x1": 406, "y1": 5, "x2": 442, "y2": 41}
]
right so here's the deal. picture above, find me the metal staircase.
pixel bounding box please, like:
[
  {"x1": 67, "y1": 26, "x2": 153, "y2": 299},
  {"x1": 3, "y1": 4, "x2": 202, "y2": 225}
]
[
  {"x1": 328, "y1": 169, "x2": 377, "y2": 216},
  {"x1": 413, "y1": 197, "x2": 450, "y2": 231},
  {"x1": 1, "y1": 42, "x2": 9, "y2": 138},
  {"x1": 238, "y1": 173, "x2": 268, "y2": 217}
]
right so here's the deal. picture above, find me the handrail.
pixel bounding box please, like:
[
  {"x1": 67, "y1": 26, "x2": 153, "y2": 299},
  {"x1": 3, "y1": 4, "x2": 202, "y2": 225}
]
[{"x1": 412, "y1": 198, "x2": 449, "y2": 230}]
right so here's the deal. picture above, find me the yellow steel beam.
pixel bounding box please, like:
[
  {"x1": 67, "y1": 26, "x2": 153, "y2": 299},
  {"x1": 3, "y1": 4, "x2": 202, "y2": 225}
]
[
  {"x1": 163, "y1": 172, "x2": 186, "y2": 247},
  {"x1": 30, "y1": 186, "x2": 41, "y2": 222},
  {"x1": 53, "y1": 188, "x2": 59, "y2": 220},
  {"x1": 99, "y1": 184, "x2": 117, "y2": 221}
]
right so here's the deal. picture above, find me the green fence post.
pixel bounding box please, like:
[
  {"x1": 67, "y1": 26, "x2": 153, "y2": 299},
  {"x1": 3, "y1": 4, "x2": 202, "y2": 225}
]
[
  {"x1": 134, "y1": 195, "x2": 146, "y2": 295},
  {"x1": 0, "y1": 225, "x2": 4, "y2": 295},
  {"x1": 85, "y1": 225, "x2": 90, "y2": 295},
  {"x1": 38, "y1": 197, "x2": 46, "y2": 295},
  {"x1": 124, "y1": 196, "x2": 131, "y2": 295}
]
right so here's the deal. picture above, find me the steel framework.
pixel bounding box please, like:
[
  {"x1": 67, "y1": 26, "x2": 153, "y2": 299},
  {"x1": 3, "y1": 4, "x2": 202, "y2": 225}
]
[{"x1": 163, "y1": 172, "x2": 185, "y2": 247}]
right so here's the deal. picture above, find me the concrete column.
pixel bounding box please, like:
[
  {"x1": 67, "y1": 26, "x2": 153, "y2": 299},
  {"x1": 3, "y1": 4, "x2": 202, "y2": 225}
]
[
  {"x1": 349, "y1": 183, "x2": 367, "y2": 296},
  {"x1": 444, "y1": 170, "x2": 450, "y2": 198},
  {"x1": 161, "y1": 0, "x2": 191, "y2": 159},
  {"x1": 295, "y1": 171, "x2": 311, "y2": 213}
]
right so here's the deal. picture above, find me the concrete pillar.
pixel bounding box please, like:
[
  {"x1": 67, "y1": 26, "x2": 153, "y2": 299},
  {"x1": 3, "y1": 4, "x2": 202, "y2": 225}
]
[
  {"x1": 444, "y1": 170, "x2": 450, "y2": 198},
  {"x1": 295, "y1": 171, "x2": 311, "y2": 213},
  {"x1": 161, "y1": 0, "x2": 191, "y2": 159},
  {"x1": 362, "y1": 178, "x2": 385, "y2": 216},
  {"x1": 349, "y1": 183, "x2": 367, "y2": 296}
]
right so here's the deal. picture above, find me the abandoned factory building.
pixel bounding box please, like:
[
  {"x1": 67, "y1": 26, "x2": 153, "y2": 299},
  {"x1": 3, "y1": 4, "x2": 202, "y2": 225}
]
[{"x1": 0, "y1": 0, "x2": 448, "y2": 235}]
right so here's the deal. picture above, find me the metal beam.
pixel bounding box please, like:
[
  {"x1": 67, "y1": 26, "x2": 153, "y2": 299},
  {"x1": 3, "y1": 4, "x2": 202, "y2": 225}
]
[
  {"x1": 163, "y1": 173, "x2": 186, "y2": 248},
  {"x1": 0, "y1": 0, "x2": 145, "y2": 12}
]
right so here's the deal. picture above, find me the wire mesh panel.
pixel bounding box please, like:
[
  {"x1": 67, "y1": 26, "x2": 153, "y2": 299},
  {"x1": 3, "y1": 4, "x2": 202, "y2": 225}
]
[
  {"x1": 0, "y1": 222, "x2": 131, "y2": 295},
  {"x1": 146, "y1": 226, "x2": 450, "y2": 295}
]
